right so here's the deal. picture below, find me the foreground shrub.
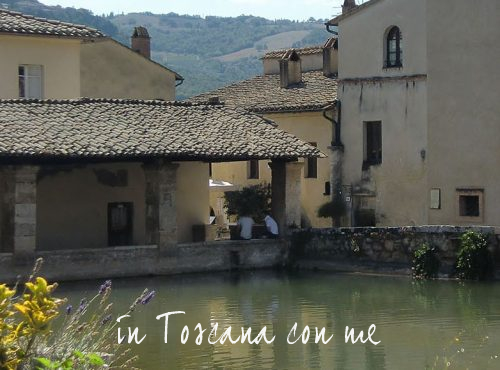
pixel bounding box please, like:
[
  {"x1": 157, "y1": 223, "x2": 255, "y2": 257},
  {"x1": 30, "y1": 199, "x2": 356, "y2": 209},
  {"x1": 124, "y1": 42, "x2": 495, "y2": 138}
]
[
  {"x1": 456, "y1": 231, "x2": 494, "y2": 280},
  {"x1": 0, "y1": 258, "x2": 154, "y2": 369},
  {"x1": 412, "y1": 243, "x2": 440, "y2": 279}
]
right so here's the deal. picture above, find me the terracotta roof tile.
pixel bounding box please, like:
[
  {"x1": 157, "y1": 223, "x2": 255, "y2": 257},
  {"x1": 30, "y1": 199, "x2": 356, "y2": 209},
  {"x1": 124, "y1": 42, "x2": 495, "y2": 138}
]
[
  {"x1": 0, "y1": 98, "x2": 323, "y2": 161},
  {"x1": 0, "y1": 8, "x2": 104, "y2": 38},
  {"x1": 262, "y1": 45, "x2": 324, "y2": 59},
  {"x1": 189, "y1": 71, "x2": 337, "y2": 113}
]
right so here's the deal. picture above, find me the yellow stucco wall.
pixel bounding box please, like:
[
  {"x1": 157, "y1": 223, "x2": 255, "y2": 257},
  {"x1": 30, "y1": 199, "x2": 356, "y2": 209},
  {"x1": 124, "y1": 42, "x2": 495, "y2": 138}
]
[
  {"x1": 37, "y1": 163, "x2": 146, "y2": 250},
  {"x1": 176, "y1": 162, "x2": 210, "y2": 242},
  {"x1": 80, "y1": 39, "x2": 176, "y2": 101},
  {"x1": 0, "y1": 35, "x2": 81, "y2": 99},
  {"x1": 211, "y1": 111, "x2": 332, "y2": 227},
  {"x1": 36, "y1": 161, "x2": 210, "y2": 249}
]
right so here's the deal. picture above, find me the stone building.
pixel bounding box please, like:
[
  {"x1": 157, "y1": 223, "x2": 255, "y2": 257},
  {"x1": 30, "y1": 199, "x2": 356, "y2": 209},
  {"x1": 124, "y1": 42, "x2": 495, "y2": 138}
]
[
  {"x1": 0, "y1": 8, "x2": 182, "y2": 101},
  {"x1": 326, "y1": 0, "x2": 500, "y2": 227},
  {"x1": 0, "y1": 98, "x2": 321, "y2": 257},
  {"x1": 190, "y1": 39, "x2": 339, "y2": 227}
]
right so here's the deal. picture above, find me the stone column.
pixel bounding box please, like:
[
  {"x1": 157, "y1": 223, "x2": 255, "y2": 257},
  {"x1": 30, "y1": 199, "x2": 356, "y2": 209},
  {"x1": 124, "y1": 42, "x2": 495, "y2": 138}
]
[
  {"x1": 271, "y1": 160, "x2": 303, "y2": 235},
  {"x1": 0, "y1": 166, "x2": 38, "y2": 258},
  {"x1": 144, "y1": 161, "x2": 179, "y2": 254}
]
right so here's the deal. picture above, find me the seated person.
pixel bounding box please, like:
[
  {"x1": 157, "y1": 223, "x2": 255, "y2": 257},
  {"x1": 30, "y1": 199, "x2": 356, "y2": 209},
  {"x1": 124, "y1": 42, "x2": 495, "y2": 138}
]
[
  {"x1": 264, "y1": 214, "x2": 279, "y2": 239},
  {"x1": 237, "y1": 215, "x2": 254, "y2": 240}
]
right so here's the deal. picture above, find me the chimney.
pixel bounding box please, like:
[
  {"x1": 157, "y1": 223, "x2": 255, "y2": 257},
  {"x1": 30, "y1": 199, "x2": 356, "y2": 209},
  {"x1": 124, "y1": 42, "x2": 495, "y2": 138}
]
[
  {"x1": 279, "y1": 50, "x2": 302, "y2": 88},
  {"x1": 342, "y1": 0, "x2": 357, "y2": 14},
  {"x1": 323, "y1": 37, "x2": 339, "y2": 77},
  {"x1": 131, "y1": 26, "x2": 151, "y2": 59}
]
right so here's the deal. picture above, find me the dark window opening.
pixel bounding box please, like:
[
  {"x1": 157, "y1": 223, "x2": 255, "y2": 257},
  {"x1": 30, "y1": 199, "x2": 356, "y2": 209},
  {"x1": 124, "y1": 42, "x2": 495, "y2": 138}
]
[
  {"x1": 386, "y1": 26, "x2": 403, "y2": 68},
  {"x1": 108, "y1": 202, "x2": 133, "y2": 246},
  {"x1": 208, "y1": 162, "x2": 213, "y2": 178},
  {"x1": 305, "y1": 142, "x2": 318, "y2": 178},
  {"x1": 324, "y1": 181, "x2": 331, "y2": 196},
  {"x1": 248, "y1": 160, "x2": 259, "y2": 179},
  {"x1": 364, "y1": 121, "x2": 382, "y2": 168},
  {"x1": 459, "y1": 195, "x2": 480, "y2": 217}
]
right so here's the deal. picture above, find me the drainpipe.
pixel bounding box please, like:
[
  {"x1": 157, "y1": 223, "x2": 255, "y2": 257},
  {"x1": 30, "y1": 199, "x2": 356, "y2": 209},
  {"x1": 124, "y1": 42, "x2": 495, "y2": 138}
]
[
  {"x1": 323, "y1": 101, "x2": 349, "y2": 227},
  {"x1": 325, "y1": 24, "x2": 339, "y2": 36},
  {"x1": 175, "y1": 78, "x2": 184, "y2": 87},
  {"x1": 323, "y1": 100, "x2": 343, "y2": 148}
]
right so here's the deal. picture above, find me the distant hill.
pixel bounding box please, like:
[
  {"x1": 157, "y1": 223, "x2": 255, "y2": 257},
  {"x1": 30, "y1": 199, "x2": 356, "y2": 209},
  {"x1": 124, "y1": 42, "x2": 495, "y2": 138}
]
[{"x1": 2, "y1": 1, "x2": 334, "y2": 99}]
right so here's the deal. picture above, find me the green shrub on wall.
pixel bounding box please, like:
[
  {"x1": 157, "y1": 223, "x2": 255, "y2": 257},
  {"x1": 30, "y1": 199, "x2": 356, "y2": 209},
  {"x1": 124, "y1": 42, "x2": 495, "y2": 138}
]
[
  {"x1": 412, "y1": 243, "x2": 440, "y2": 279},
  {"x1": 456, "y1": 231, "x2": 494, "y2": 280}
]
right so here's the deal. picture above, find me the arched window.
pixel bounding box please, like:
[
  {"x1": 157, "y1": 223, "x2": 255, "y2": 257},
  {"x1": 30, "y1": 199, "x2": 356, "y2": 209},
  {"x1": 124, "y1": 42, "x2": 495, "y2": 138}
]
[{"x1": 386, "y1": 26, "x2": 402, "y2": 68}]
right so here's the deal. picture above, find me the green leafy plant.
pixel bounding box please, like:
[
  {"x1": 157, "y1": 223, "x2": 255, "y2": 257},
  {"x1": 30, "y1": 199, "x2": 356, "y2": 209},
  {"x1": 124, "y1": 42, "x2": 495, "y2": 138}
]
[
  {"x1": 1, "y1": 258, "x2": 155, "y2": 370},
  {"x1": 456, "y1": 231, "x2": 494, "y2": 280},
  {"x1": 412, "y1": 243, "x2": 440, "y2": 279},
  {"x1": 224, "y1": 183, "x2": 271, "y2": 222}
]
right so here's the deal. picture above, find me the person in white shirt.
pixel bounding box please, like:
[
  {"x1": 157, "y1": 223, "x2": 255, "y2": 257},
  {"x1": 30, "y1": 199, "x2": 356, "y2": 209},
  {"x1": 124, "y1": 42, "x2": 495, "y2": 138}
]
[
  {"x1": 264, "y1": 215, "x2": 279, "y2": 239},
  {"x1": 237, "y1": 216, "x2": 254, "y2": 240}
]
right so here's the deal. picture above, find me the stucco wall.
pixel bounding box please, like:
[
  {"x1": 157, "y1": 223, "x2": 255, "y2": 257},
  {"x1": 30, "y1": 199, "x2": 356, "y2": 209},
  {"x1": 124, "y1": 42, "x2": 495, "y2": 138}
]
[
  {"x1": 177, "y1": 162, "x2": 210, "y2": 242},
  {"x1": 336, "y1": 0, "x2": 429, "y2": 226},
  {"x1": 80, "y1": 39, "x2": 176, "y2": 101},
  {"x1": 263, "y1": 53, "x2": 324, "y2": 75},
  {"x1": 37, "y1": 163, "x2": 147, "y2": 250},
  {"x1": 0, "y1": 35, "x2": 81, "y2": 99},
  {"x1": 340, "y1": 79, "x2": 428, "y2": 226},
  {"x1": 338, "y1": 0, "x2": 427, "y2": 79},
  {"x1": 211, "y1": 111, "x2": 332, "y2": 227},
  {"x1": 426, "y1": 0, "x2": 500, "y2": 226}
]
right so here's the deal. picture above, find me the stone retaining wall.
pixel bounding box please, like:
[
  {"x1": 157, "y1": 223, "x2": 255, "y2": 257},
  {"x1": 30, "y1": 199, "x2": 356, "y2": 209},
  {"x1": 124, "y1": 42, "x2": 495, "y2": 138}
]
[
  {"x1": 291, "y1": 226, "x2": 500, "y2": 274},
  {"x1": 0, "y1": 240, "x2": 287, "y2": 283}
]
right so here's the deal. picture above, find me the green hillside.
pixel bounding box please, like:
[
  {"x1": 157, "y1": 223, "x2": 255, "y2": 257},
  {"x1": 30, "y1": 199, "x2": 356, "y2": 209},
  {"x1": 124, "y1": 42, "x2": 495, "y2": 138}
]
[{"x1": 2, "y1": 1, "x2": 332, "y2": 99}]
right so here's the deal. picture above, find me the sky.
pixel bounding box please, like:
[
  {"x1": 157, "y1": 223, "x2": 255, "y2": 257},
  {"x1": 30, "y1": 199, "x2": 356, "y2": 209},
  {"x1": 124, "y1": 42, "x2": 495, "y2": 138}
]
[{"x1": 40, "y1": 0, "x2": 347, "y2": 21}]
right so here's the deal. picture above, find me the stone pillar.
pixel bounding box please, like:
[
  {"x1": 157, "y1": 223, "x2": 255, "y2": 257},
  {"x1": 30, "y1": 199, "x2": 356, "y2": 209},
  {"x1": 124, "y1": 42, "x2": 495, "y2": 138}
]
[
  {"x1": 144, "y1": 161, "x2": 179, "y2": 254},
  {"x1": 0, "y1": 166, "x2": 38, "y2": 257},
  {"x1": 271, "y1": 160, "x2": 303, "y2": 235}
]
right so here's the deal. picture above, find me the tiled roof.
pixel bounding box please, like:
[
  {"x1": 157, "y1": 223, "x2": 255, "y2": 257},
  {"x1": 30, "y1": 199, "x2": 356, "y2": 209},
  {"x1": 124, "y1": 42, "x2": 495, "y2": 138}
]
[
  {"x1": 189, "y1": 71, "x2": 337, "y2": 113},
  {"x1": 0, "y1": 98, "x2": 323, "y2": 161},
  {"x1": 262, "y1": 45, "x2": 324, "y2": 59},
  {"x1": 0, "y1": 8, "x2": 104, "y2": 38}
]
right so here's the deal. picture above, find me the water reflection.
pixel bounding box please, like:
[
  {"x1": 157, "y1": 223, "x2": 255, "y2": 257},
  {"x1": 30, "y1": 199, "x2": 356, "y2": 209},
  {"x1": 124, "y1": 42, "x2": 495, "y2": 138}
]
[{"x1": 58, "y1": 271, "x2": 500, "y2": 370}]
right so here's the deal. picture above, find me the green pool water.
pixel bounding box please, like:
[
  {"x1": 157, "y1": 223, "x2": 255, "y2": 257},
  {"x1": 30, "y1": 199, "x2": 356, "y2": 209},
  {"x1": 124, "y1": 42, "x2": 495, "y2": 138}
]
[{"x1": 59, "y1": 271, "x2": 500, "y2": 369}]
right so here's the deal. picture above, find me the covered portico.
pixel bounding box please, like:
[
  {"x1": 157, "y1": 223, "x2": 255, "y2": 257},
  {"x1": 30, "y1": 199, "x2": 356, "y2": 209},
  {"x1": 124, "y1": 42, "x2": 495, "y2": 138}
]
[{"x1": 0, "y1": 98, "x2": 323, "y2": 268}]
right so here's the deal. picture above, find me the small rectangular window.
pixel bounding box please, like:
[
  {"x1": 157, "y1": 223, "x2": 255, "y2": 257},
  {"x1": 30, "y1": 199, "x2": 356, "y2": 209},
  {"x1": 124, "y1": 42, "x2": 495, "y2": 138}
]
[
  {"x1": 364, "y1": 121, "x2": 382, "y2": 168},
  {"x1": 457, "y1": 189, "x2": 483, "y2": 220},
  {"x1": 305, "y1": 142, "x2": 318, "y2": 178},
  {"x1": 18, "y1": 65, "x2": 43, "y2": 99},
  {"x1": 208, "y1": 162, "x2": 212, "y2": 178},
  {"x1": 247, "y1": 160, "x2": 259, "y2": 179},
  {"x1": 108, "y1": 202, "x2": 133, "y2": 246}
]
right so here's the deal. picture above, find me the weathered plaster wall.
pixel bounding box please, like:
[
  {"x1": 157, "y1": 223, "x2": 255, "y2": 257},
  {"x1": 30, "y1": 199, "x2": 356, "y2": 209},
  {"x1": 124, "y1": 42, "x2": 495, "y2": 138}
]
[
  {"x1": 0, "y1": 240, "x2": 286, "y2": 283},
  {"x1": 293, "y1": 226, "x2": 499, "y2": 273},
  {"x1": 338, "y1": 0, "x2": 427, "y2": 79},
  {"x1": 336, "y1": 0, "x2": 428, "y2": 226},
  {"x1": 211, "y1": 111, "x2": 332, "y2": 227},
  {"x1": 426, "y1": 0, "x2": 500, "y2": 226},
  {"x1": 176, "y1": 162, "x2": 210, "y2": 243},
  {"x1": 0, "y1": 35, "x2": 81, "y2": 99},
  {"x1": 37, "y1": 163, "x2": 146, "y2": 250},
  {"x1": 340, "y1": 79, "x2": 428, "y2": 226},
  {"x1": 80, "y1": 39, "x2": 176, "y2": 101}
]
